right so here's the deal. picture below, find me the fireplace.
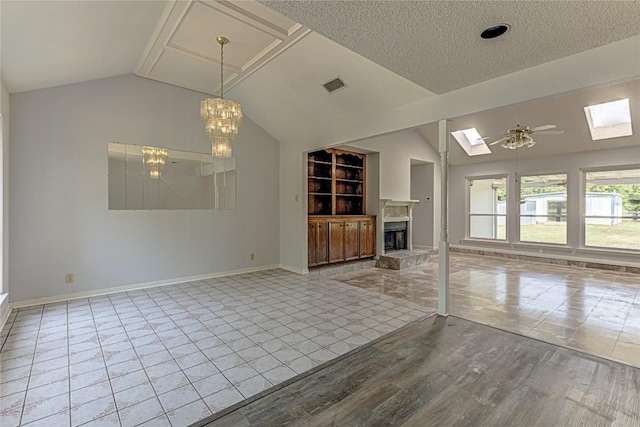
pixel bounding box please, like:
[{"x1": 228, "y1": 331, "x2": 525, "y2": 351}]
[
  {"x1": 379, "y1": 199, "x2": 419, "y2": 255},
  {"x1": 384, "y1": 221, "x2": 408, "y2": 252}
]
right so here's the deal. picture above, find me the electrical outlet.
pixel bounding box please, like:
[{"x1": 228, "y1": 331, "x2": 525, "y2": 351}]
[
  {"x1": 250, "y1": 253, "x2": 255, "y2": 261},
  {"x1": 65, "y1": 273, "x2": 74, "y2": 284}
]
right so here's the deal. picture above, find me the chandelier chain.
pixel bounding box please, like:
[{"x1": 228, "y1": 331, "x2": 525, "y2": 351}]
[{"x1": 220, "y1": 40, "x2": 224, "y2": 99}]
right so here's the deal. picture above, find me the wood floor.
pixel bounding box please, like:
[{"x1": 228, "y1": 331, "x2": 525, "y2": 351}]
[{"x1": 200, "y1": 315, "x2": 640, "y2": 427}]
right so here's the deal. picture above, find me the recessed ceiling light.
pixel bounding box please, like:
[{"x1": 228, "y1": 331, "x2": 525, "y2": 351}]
[
  {"x1": 584, "y1": 98, "x2": 632, "y2": 140},
  {"x1": 481, "y1": 24, "x2": 510, "y2": 39}
]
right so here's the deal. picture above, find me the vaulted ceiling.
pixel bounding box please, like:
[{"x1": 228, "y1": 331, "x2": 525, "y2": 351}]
[{"x1": 2, "y1": 1, "x2": 639, "y2": 165}]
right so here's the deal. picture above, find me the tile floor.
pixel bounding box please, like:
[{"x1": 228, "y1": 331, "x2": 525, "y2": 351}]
[
  {"x1": 0, "y1": 269, "x2": 432, "y2": 427},
  {"x1": 335, "y1": 252, "x2": 640, "y2": 367}
]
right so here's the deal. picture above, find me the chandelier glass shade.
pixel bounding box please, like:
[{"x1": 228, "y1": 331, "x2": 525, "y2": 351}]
[
  {"x1": 202, "y1": 36, "x2": 242, "y2": 157},
  {"x1": 201, "y1": 98, "x2": 242, "y2": 141},
  {"x1": 142, "y1": 146, "x2": 169, "y2": 180},
  {"x1": 211, "y1": 136, "x2": 232, "y2": 158}
]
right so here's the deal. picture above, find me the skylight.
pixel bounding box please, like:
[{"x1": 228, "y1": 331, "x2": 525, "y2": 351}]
[
  {"x1": 452, "y1": 128, "x2": 491, "y2": 156},
  {"x1": 462, "y1": 128, "x2": 485, "y2": 146},
  {"x1": 584, "y1": 98, "x2": 632, "y2": 140}
]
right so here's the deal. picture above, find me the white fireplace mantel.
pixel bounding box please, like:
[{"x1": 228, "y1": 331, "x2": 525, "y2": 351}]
[
  {"x1": 379, "y1": 199, "x2": 420, "y2": 253},
  {"x1": 380, "y1": 199, "x2": 419, "y2": 222}
]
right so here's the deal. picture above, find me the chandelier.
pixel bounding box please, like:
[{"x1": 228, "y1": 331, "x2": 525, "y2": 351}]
[
  {"x1": 141, "y1": 146, "x2": 169, "y2": 180},
  {"x1": 211, "y1": 136, "x2": 232, "y2": 158},
  {"x1": 201, "y1": 36, "x2": 242, "y2": 158}
]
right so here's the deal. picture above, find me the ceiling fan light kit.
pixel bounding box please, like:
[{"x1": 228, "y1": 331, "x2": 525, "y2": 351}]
[{"x1": 488, "y1": 124, "x2": 564, "y2": 150}]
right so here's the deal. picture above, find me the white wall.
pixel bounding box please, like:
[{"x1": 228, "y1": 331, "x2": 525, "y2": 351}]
[
  {"x1": 278, "y1": 144, "x2": 308, "y2": 273},
  {"x1": 450, "y1": 146, "x2": 640, "y2": 263},
  {"x1": 351, "y1": 129, "x2": 441, "y2": 247},
  {"x1": 411, "y1": 162, "x2": 435, "y2": 247},
  {"x1": 278, "y1": 128, "x2": 441, "y2": 272},
  {"x1": 1, "y1": 76, "x2": 9, "y2": 328},
  {"x1": 1, "y1": 79, "x2": 9, "y2": 296},
  {"x1": 9, "y1": 74, "x2": 280, "y2": 302}
]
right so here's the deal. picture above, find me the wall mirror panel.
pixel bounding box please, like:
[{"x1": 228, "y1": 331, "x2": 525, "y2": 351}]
[{"x1": 108, "y1": 142, "x2": 236, "y2": 210}]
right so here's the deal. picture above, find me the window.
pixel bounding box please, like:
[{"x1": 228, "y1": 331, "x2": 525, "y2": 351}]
[
  {"x1": 519, "y1": 174, "x2": 567, "y2": 244},
  {"x1": 468, "y1": 177, "x2": 506, "y2": 240},
  {"x1": 584, "y1": 168, "x2": 640, "y2": 250}
]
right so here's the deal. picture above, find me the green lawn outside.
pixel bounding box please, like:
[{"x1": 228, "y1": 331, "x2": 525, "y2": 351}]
[
  {"x1": 519, "y1": 222, "x2": 567, "y2": 245},
  {"x1": 496, "y1": 220, "x2": 640, "y2": 249},
  {"x1": 585, "y1": 220, "x2": 640, "y2": 250}
]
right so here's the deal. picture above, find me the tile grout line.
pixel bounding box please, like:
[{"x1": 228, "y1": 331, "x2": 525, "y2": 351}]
[
  {"x1": 17, "y1": 305, "x2": 44, "y2": 426},
  {"x1": 67, "y1": 301, "x2": 72, "y2": 427},
  {"x1": 84, "y1": 296, "x2": 121, "y2": 427},
  {"x1": 110, "y1": 290, "x2": 165, "y2": 426}
]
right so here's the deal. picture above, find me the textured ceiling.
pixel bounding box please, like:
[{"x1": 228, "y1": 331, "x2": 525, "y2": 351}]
[
  {"x1": 418, "y1": 78, "x2": 640, "y2": 166},
  {"x1": 260, "y1": 1, "x2": 640, "y2": 94},
  {"x1": 2, "y1": 0, "x2": 638, "y2": 162}
]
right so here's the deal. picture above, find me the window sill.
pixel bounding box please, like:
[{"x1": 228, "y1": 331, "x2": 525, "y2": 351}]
[
  {"x1": 461, "y1": 238, "x2": 509, "y2": 246},
  {"x1": 577, "y1": 246, "x2": 640, "y2": 258},
  {"x1": 513, "y1": 242, "x2": 570, "y2": 250}
]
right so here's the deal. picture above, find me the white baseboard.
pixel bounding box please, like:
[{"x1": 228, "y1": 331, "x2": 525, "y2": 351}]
[
  {"x1": 10, "y1": 264, "x2": 281, "y2": 309},
  {"x1": 278, "y1": 264, "x2": 308, "y2": 275},
  {"x1": 0, "y1": 293, "x2": 11, "y2": 333}
]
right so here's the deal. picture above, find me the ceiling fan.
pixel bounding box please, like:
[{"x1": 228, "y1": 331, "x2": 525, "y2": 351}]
[{"x1": 489, "y1": 124, "x2": 564, "y2": 150}]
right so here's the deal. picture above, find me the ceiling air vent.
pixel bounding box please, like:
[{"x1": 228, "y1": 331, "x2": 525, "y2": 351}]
[{"x1": 322, "y1": 76, "x2": 347, "y2": 94}]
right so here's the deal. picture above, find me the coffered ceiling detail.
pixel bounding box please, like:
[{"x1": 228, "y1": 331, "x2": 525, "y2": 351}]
[{"x1": 136, "y1": 0, "x2": 309, "y2": 95}]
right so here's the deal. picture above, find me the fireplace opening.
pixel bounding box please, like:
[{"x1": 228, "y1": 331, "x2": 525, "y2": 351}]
[{"x1": 384, "y1": 221, "x2": 408, "y2": 252}]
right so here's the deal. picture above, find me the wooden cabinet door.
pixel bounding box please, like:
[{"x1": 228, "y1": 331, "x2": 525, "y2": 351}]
[
  {"x1": 316, "y1": 222, "x2": 329, "y2": 265},
  {"x1": 308, "y1": 222, "x2": 317, "y2": 266},
  {"x1": 308, "y1": 221, "x2": 329, "y2": 266},
  {"x1": 344, "y1": 221, "x2": 359, "y2": 260},
  {"x1": 359, "y1": 220, "x2": 376, "y2": 258},
  {"x1": 329, "y1": 221, "x2": 345, "y2": 263}
]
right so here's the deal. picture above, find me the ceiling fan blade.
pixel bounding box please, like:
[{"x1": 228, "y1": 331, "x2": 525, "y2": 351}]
[
  {"x1": 489, "y1": 137, "x2": 510, "y2": 146},
  {"x1": 531, "y1": 124, "x2": 556, "y2": 131},
  {"x1": 535, "y1": 130, "x2": 565, "y2": 135}
]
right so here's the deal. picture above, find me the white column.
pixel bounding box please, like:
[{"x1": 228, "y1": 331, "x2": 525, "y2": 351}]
[{"x1": 438, "y1": 119, "x2": 449, "y2": 317}]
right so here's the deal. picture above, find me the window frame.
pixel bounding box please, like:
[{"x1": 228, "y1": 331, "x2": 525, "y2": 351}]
[
  {"x1": 581, "y1": 165, "x2": 640, "y2": 252},
  {"x1": 466, "y1": 174, "x2": 508, "y2": 242},
  {"x1": 517, "y1": 172, "x2": 569, "y2": 246}
]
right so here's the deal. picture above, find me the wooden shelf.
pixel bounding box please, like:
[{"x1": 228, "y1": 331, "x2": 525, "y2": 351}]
[
  {"x1": 308, "y1": 160, "x2": 332, "y2": 165},
  {"x1": 308, "y1": 148, "x2": 367, "y2": 216},
  {"x1": 335, "y1": 163, "x2": 363, "y2": 170}
]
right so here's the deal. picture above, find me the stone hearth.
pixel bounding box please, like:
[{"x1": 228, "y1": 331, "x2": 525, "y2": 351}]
[{"x1": 376, "y1": 249, "x2": 431, "y2": 270}]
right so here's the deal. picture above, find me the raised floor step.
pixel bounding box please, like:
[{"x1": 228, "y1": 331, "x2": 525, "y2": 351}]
[{"x1": 375, "y1": 249, "x2": 430, "y2": 270}]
